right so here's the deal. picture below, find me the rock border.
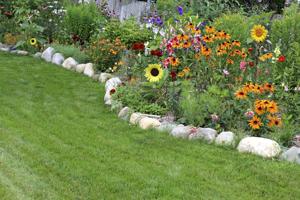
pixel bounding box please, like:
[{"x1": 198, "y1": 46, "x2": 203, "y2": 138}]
[{"x1": 1, "y1": 44, "x2": 299, "y2": 165}]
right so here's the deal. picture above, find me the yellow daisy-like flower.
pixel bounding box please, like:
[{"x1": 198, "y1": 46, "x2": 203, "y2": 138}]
[
  {"x1": 145, "y1": 64, "x2": 164, "y2": 82},
  {"x1": 29, "y1": 38, "x2": 37, "y2": 46},
  {"x1": 249, "y1": 116, "x2": 263, "y2": 130},
  {"x1": 251, "y1": 25, "x2": 268, "y2": 43}
]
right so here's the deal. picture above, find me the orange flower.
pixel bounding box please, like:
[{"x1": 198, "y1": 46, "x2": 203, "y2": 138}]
[
  {"x1": 216, "y1": 49, "x2": 226, "y2": 56},
  {"x1": 252, "y1": 84, "x2": 264, "y2": 94},
  {"x1": 235, "y1": 89, "x2": 247, "y2": 100},
  {"x1": 255, "y1": 104, "x2": 265, "y2": 115},
  {"x1": 264, "y1": 83, "x2": 275, "y2": 93},
  {"x1": 201, "y1": 46, "x2": 212, "y2": 57},
  {"x1": 243, "y1": 83, "x2": 255, "y2": 92},
  {"x1": 186, "y1": 22, "x2": 195, "y2": 31},
  {"x1": 267, "y1": 115, "x2": 282, "y2": 127},
  {"x1": 183, "y1": 41, "x2": 192, "y2": 48},
  {"x1": 227, "y1": 58, "x2": 234, "y2": 64},
  {"x1": 178, "y1": 34, "x2": 189, "y2": 41},
  {"x1": 232, "y1": 40, "x2": 241, "y2": 47},
  {"x1": 182, "y1": 66, "x2": 190, "y2": 73},
  {"x1": 202, "y1": 35, "x2": 214, "y2": 43},
  {"x1": 249, "y1": 116, "x2": 263, "y2": 129},
  {"x1": 169, "y1": 57, "x2": 180, "y2": 66},
  {"x1": 178, "y1": 71, "x2": 185, "y2": 77},
  {"x1": 205, "y1": 26, "x2": 216, "y2": 34},
  {"x1": 267, "y1": 101, "x2": 279, "y2": 114}
]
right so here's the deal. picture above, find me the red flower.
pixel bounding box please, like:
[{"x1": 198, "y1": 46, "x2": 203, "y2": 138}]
[
  {"x1": 150, "y1": 49, "x2": 163, "y2": 57},
  {"x1": 248, "y1": 48, "x2": 253, "y2": 53},
  {"x1": 278, "y1": 55, "x2": 285, "y2": 62},
  {"x1": 132, "y1": 42, "x2": 145, "y2": 51},
  {"x1": 170, "y1": 71, "x2": 177, "y2": 81},
  {"x1": 248, "y1": 61, "x2": 255, "y2": 67}
]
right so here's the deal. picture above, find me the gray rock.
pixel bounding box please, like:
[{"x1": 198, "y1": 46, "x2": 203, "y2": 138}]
[
  {"x1": 189, "y1": 128, "x2": 217, "y2": 143},
  {"x1": 75, "y1": 64, "x2": 86, "y2": 73},
  {"x1": 41, "y1": 47, "x2": 55, "y2": 62},
  {"x1": 156, "y1": 122, "x2": 177, "y2": 133},
  {"x1": 33, "y1": 52, "x2": 42, "y2": 58},
  {"x1": 62, "y1": 57, "x2": 78, "y2": 70},
  {"x1": 139, "y1": 117, "x2": 161, "y2": 130},
  {"x1": 83, "y1": 63, "x2": 94, "y2": 77},
  {"x1": 280, "y1": 146, "x2": 300, "y2": 164},
  {"x1": 237, "y1": 137, "x2": 281, "y2": 158},
  {"x1": 215, "y1": 131, "x2": 235, "y2": 146},
  {"x1": 92, "y1": 74, "x2": 100, "y2": 81},
  {"x1": 170, "y1": 125, "x2": 193, "y2": 139},
  {"x1": 52, "y1": 53, "x2": 65, "y2": 65},
  {"x1": 99, "y1": 73, "x2": 113, "y2": 83},
  {"x1": 105, "y1": 77, "x2": 122, "y2": 92},
  {"x1": 118, "y1": 107, "x2": 132, "y2": 121}
]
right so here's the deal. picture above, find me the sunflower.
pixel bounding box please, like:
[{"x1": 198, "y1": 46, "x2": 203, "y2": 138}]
[
  {"x1": 29, "y1": 38, "x2": 37, "y2": 46},
  {"x1": 145, "y1": 64, "x2": 164, "y2": 82},
  {"x1": 248, "y1": 116, "x2": 263, "y2": 130},
  {"x1": 235, "y1": 89, "x2": 247, "y2": 100},
  {"x1": 251, "y1": 25, "x2": 268, "y2": 43}
]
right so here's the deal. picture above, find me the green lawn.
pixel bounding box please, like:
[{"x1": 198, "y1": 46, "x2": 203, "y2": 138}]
[{"x1": 0, "y1": 52, "x2": 299, "y2": 200}]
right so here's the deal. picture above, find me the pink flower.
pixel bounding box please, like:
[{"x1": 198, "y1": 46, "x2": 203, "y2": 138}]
[
  {"x1": 223, "y1": 69, "x2": 230, "y2": 76},
  {"x1": 240, "y1": 61, "x2": 247, "y2": 71},
  {"x1": 244, "y1": 110, "x2": 254, "y2": 119}
]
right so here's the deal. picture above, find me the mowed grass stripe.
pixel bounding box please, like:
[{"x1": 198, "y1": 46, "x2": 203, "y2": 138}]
[{"x1": 0, "y1": 52, "x2": 299, "y2": 199}]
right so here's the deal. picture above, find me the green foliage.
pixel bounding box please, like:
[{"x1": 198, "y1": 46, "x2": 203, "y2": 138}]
[
  {"x1": 113, "y1": 85, "x2": 168, "y2": 116},
  {"x1": 179, "y1": 81, "x2": 227, "y2": 127},
  {"x1": 271, "y1": 3, "x2": 300, "y2": 53},
  {"x1": 102, "y1": 18, "x2": 152, "y2": 48},
  {"x1": 63, "y1": 3, "x2": 105, "y2": 44},
  {"x1": 50, "y1": 43, "x2": 90, "y2": 63}
]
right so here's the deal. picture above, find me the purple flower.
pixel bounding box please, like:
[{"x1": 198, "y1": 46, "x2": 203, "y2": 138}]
[
  {"x1": 223, "y1": 69, "x2": 230, "y2": 76},
  {"x1": 177, "y1": 6, "x2": 183, "y2": 15}
]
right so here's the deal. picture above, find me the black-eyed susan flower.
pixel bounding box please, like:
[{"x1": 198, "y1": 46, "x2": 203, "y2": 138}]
[
  {"x1": 251, "y1": 25, "x2": 268, "y2": 43},
  {"x1": 29, "y1": 38, "x2": 37, "y2": 46},
  {"x1": 145, "y1": 64, "x2": 164, "y2": 82},
  {"x1": 169, "y1": 57, "x2": 180, "y2": 66},
  {"x1": 267, "y1": 115, "x2": 282, "y2": 127},
  {"x1": 205, "y1": 26, "x2": 216, "y2": 34},
  {"x1": 264, "y1": 83, "x2": 275, "y2": 93},
  {"x1": 235, "y1": 89, "x2": 247, "y2": 100},
  {"x1": 267, "y1": 101, "x2": 279, "y2": 114},
  {"x1": 249, "y1": 116, "x2": 263, "y2": 129}
]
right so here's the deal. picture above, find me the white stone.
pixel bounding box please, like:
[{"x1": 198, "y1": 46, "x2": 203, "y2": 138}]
[
  {"x1": 118, "y1": 107, "x2": 132, "y2": 121},
  {"x1": 280, "y1": 146, "x2": 300, "y2": 164},
  {"x1": 62, "y1": 57, "x2": 78, "y2": 70},
  {"x1": 75, "y1": 64, "x2": 86, "y2": 73},
  {"x1": 0, "y1": 47, "x2": 10, "y2": 52},
  {"x1": 139, "y1": 117, "x2": 161, "y2": 130},
  {"x1": 83, "y1": 63, "x2": 94, "y2": 77},
  {"x1": 99, "y1": 73, "x2": 113, "y2": 83},
  {"x1": 52, "y1": 53, "x2": 65, "y2": 65},
  {"x1": 105, "y1": 77, "x2": 122, "y2": 92},
  {"x1": 104, "y1": 88, "x2": 114, "y2": 105},
  {"x1": 215, "y1": 131, "x2": 235, "y2": 146},
  {"x1": 189, "y1": 128, "x2": 217, "y2": 143},
  {"x1": 170, "y1": 125, "x2": 193, "y2": 139},
  {"x1": 129, "y1": 113, "x2": 145, "y2": 125},
  {"x1": 92, "y1": 74, "x2": 100, "y2": 81},
  {"x1": 41, "y1": 47, "x2": 55, "y2": 62},
  {"x1": 16, "y1": 50, "x2": 28, "y2": 55},
  {"x1": 237, "y1": 137, "x2": 281, "y2": 158}
]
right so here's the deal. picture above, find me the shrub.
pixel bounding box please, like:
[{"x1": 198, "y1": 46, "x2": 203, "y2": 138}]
[
  {"x1": 112, "y1": 85, "x2": 168, "y2": 116},
  {"x1": 63, "y1": 3, "x2": 105, "y2": 45},
  {"x1": 50, "y1": 43, "x2": 90, "y2": 64},
  {"x1": 87, "y1": 37, "x2": 125, "y2": 72},
  {"x1": 102, "y1": 18, "x2": 152, "y2": 48}
]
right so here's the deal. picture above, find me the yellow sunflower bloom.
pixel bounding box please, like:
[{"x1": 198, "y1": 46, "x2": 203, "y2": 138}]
[
  {"x1": 251, "y1": 25, "x2": 268, "y2": 43},
  {"x1": 29, "y1": 38, "x2": 37, "y2": 46},
  {"x1": 145, "y1": 64, "x2": 164, "y2": 82}
]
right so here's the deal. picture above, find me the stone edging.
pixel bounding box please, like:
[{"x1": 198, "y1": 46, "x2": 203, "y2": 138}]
[{"x1": 1, "y1": 45, "x2": 299, "y2": 165}]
